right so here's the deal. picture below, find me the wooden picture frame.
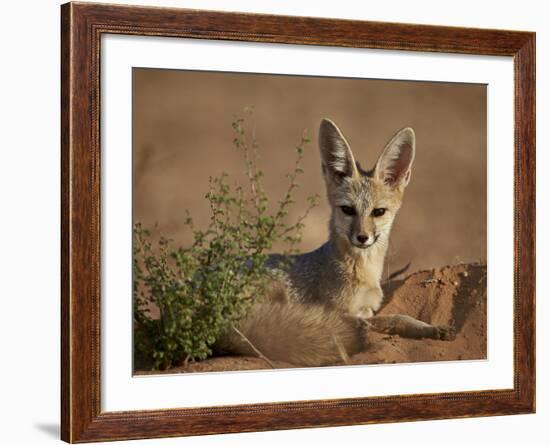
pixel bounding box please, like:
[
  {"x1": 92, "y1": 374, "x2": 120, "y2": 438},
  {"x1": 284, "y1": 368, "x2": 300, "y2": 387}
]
[{"x1": 61, "y1": 2, "x2": 535, "y2": 442}]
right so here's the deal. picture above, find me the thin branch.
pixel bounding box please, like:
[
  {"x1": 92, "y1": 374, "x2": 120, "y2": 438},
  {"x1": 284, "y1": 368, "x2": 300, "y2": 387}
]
[
  {"x1": 332, "y1": 335, "x2": 350, "y2": 365},
  {"x1": 277, "y1": 198, "x2": 317, "y2": 238},
  {"x1": 232, "y1": 325, "x2": 275, "y2": 369},
  {"x1": 383, "y1": 262, "x2": 412, "y2": 283},
  {"x1": 240, "y1": 126, "x2": 260, "y2": 209}
]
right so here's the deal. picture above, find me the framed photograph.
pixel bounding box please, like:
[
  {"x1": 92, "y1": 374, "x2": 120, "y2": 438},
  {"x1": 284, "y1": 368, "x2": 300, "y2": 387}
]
[{"x1": 61, "y1": 2, "x2": 535, "y2": 442}]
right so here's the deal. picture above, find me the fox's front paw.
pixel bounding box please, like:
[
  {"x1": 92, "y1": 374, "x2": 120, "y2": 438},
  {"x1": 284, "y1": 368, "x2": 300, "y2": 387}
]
[
  {"x1": 435, "y1": 325, "x2": 456, "y2": 341},
  {"x1": 357, "y1": 307, "x2": 375, "y2": 319}
]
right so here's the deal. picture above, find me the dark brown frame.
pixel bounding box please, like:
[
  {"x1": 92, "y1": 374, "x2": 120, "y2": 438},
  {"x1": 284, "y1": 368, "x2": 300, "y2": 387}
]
[{"x1": 61, "y1": 2, "x2": 536, "y2": 442}]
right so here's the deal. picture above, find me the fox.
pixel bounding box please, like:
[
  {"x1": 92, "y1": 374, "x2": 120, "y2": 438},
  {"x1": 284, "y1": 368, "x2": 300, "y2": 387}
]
[{"x1": 217, "y1": 119, "x2": 455, "y2": 367}]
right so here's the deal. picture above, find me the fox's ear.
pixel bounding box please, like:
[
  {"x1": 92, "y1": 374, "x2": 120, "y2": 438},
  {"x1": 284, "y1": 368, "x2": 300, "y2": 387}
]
[
  {"x1": 374, "y1": 127, "x2": 415, "y2": 189},
  {"x1": 318, "y1": 118, "x2": 359, "y2": 183}
]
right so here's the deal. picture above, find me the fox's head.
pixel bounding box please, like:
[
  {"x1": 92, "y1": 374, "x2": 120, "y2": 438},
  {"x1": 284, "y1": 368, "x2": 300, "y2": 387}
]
[{"x1": 318, "y1": 119, "x2": 415, "y2": 253}]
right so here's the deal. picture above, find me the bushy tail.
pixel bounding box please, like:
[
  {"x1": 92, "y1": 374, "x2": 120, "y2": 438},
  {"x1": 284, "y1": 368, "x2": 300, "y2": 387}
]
[{"x1": 217, "y1": 302, "x2": 366, "y2": 367}]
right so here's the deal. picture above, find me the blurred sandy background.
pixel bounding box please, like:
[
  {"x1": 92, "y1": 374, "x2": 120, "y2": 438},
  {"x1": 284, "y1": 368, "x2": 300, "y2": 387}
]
[{"x1": 133, "y1": 68, "x2": 486, "y2": 272}]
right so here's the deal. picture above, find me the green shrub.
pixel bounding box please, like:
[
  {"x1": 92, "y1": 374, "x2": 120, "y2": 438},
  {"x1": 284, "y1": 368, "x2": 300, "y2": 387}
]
[{"x1": 133, "y1": 111, "x2": 318, "y2": 370}]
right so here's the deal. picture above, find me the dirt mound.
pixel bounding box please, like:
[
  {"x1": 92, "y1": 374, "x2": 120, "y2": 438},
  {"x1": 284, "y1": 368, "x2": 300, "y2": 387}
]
[
  {"x1": 135, "y1": 263, "x2": 486, "y2": 375},
  {"x1": 352, "y1": 262, "x2": 486, "y2": 365}
]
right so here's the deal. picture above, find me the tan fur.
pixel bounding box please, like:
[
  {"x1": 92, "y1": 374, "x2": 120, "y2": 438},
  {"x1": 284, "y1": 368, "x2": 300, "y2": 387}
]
[
  {"x1": 218, "y1": 119, "x2": 454, "y2": 367},
  {"x1": 218, "y1": 302, "x2": 365, "y2": 366}
]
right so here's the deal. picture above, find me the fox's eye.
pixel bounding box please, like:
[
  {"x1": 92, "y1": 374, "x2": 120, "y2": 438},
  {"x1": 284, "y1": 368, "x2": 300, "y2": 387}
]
[
  {"x1": 340, "y1": 206, "x2": 356, "y2": 216},
  {"x1": 372, "y1": 208, "x2": 386, "y2": 217}
]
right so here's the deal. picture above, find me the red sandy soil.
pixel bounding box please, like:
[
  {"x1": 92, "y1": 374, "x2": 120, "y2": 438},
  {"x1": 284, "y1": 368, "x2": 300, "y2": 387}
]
[{"x1": 135, "y1": 262, "x2": 486, "y2": 375}]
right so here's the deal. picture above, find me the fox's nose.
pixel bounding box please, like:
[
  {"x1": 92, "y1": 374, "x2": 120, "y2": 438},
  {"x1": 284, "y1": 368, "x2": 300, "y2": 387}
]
[{"x1": 356, "y1": 234, "x2": 369, "y2": 244}]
